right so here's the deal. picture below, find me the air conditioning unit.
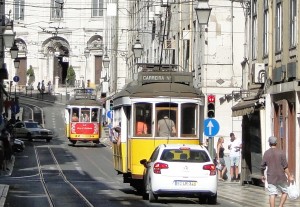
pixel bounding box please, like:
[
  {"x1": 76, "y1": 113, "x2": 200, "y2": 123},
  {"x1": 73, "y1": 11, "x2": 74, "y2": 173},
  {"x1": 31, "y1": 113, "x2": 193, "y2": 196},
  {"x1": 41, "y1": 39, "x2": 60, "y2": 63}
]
[
  {"x1": 148, "y1": 11, "x2": 154, "y2": 22},
  {"x1": 164, "y1": 40, "x2": 175, "y2": 50},
  {"x1": 154, "y1": 5, "x2": 161, "y2": 15},
  {"x1": 253, "y1": 63, "x2": 265, "y2": 83}
]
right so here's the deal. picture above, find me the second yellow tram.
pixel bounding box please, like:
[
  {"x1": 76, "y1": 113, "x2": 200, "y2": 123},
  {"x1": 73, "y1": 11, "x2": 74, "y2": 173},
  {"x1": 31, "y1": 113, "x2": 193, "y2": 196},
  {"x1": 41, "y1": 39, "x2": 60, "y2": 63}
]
[{"x1": 65, "y1": 88, "x2": 103, "y2": 145}]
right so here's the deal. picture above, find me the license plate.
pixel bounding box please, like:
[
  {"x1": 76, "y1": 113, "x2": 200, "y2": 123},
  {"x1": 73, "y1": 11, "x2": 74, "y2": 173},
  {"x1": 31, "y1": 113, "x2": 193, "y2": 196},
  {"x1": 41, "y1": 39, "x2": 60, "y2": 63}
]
[{"x1": 174, "y1": 180, "x2": 197, "y2": 186}]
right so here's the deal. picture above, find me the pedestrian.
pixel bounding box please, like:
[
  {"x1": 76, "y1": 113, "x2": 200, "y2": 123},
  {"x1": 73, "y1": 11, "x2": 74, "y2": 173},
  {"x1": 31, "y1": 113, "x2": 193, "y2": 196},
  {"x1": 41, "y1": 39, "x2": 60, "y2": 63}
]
[
  {"x1": 157, "y1": 114, "x2": 176, "y2": 137},
  {"x1": 261, "y1": 136, "x2": 294, "y2": 207},
  {"x1": 216, "y1": 137, "x2": 227, "y2": 181},
  {"x1": 47, "y1": 81, "x2": 52, "y2": 94},
  {"x1": 136, "y1": 115, "x2": 147, "y2": 135},
  {"x1": 228, "y1": 132, "x2": 242, "y2": 182},
  {"x1": 1, "y1": 129, "x2": 12, "y2": 171},
  {"x1": 41, "y1": 80, "x2": 45, "y2": 94},
  {"x1": 3, "y1": 97, "x2": 11, "y2": 118},
  {"x1": 37, "y1": 82, "x2": 41, "y2": 93}
]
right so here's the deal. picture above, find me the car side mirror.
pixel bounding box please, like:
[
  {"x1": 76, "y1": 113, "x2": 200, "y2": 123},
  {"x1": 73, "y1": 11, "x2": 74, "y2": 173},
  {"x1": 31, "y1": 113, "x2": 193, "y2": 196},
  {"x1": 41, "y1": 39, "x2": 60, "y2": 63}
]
[{"x1": 140, "y1": 159, "x2": 148, "y2": 167}]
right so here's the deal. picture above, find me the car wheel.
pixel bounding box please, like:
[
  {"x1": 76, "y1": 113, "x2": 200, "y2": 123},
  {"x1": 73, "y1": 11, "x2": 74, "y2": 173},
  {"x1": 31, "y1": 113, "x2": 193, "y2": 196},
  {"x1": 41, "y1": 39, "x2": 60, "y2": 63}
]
[
  {"x1": 198, "y1": 195, "x2": 207, "y2": 204},
  {"x1": 27, "y1": 133, "x2": 33, "y2": 141},
  {"x1": 142, "y1": 180, "x2": 149, "y2": 200},
  {"x1": 93, "y1": 140, "x2": 100, "y2": 144},
  {"x1": 71, "y1": 140, "x2": 77, "y2": 145},
  {"x1": 148, "y1": 183, "x2": 158, "y2": 203},
  {"x1": 207, "y1": 193, "x2": 217, "y2": 205}
]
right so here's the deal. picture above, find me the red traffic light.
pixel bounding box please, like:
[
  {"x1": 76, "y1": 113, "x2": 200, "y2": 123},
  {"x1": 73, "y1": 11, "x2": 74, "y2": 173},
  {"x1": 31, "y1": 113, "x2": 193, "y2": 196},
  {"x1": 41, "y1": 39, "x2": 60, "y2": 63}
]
[{"x1": 207, "y1": 95, "x2": 215, "y2": 103}]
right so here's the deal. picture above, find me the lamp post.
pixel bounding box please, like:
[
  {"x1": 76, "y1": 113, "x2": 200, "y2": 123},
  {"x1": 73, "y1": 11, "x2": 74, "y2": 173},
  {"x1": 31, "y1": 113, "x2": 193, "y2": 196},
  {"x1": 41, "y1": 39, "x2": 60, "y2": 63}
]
[
  {"x1": 194, "y1": 0, "x2": 212, "y2": 157},
  {"x1": 132, "y1": 39, "x2": 143, "y2": 59},
  {"x1": 14, "y1": 59, "x2": 20, "y2": 99},
  {"x1": 195, "y1": 0, "x2": 212, "y2": 25},
  {"x1": 65, "y1": 78, "x2": 68, "y2": 101},
  {"x1": 10, "y1": 42, "x2": 19, "y2": 59},
  {"x1": 14, "y1": 59, "x2": 20, "y2": 69},
  {"x1": 103, "y1": 47, "x2": 110, "y2": 69},
  {"x1": 84, "y1": 48, "x2": 90, "y2": 88}
]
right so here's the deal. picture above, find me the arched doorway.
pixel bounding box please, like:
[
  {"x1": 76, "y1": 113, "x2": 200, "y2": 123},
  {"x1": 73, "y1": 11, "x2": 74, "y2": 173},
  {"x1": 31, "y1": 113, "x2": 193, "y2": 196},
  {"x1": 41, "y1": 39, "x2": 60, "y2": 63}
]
[{"x1": 42, "y1": 37, "x2": 70, "y2": 85}]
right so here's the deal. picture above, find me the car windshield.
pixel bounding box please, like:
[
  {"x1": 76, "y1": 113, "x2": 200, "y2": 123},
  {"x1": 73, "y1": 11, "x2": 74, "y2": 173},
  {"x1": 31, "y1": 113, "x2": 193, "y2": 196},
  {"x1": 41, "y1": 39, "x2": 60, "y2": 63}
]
[
  {"x1": 25, "y1": 122, "x2": 39, "y2": 128},
  {"x1": 160, "y1": 149, "x2": 210, "y2": 163}
]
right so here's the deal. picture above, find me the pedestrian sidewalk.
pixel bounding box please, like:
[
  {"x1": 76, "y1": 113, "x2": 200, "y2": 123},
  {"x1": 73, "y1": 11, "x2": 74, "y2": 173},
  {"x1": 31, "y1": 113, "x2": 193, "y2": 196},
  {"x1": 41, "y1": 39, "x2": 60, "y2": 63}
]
[
  {"x1": 0, "y1": 155, "x2": 14, "y2": 207},
  {"x1": 218, "y1": 180, "x2": 300, "y2": 207}
]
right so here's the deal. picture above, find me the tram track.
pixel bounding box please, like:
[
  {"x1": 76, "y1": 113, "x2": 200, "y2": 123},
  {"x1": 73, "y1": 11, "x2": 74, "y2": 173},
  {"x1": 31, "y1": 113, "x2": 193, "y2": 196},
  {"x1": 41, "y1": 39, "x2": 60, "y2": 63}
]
[{"x1": 34, "y1": 145, "x2": 94, "y2": 207}]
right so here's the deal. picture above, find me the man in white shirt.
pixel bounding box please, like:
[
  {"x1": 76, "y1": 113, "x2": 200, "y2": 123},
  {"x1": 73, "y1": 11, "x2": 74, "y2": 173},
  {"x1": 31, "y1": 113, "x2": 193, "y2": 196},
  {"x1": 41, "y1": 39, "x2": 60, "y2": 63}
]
[{"x1": 228, "y1": 132, "x2": 242, "y2": 182}]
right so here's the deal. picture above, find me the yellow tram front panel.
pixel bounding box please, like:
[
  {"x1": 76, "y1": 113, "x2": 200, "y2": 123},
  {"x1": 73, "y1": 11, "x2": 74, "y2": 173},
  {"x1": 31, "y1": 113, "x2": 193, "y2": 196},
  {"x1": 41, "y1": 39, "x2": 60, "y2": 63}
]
[
  {"x1": 128, "y1": 137, "x2": 200, "y2": 179},
  {"x1": 66, "y1": 123, "x2": 70, "y2": 138}
]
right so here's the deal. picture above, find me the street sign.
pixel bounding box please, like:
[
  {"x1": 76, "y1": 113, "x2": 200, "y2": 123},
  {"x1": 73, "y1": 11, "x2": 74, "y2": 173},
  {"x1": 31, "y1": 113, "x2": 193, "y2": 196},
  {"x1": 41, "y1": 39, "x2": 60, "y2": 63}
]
[
  {"x1": 107, "y1": 110, "x2": 113, "y2": 119},
  {"x1": 13, "y1": 76, "x2": 19, "y2": 82},
  {"x1": 204, "y1": 118, "x2": 220, "y2": 137}
]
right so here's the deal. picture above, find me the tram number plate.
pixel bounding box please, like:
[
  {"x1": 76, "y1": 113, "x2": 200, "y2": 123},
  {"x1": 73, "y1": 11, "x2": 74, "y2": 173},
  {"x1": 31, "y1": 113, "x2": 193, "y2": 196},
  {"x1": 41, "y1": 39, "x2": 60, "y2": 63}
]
[{"x1": 174, "y1": 180, "x2": 197, "y2": 186}]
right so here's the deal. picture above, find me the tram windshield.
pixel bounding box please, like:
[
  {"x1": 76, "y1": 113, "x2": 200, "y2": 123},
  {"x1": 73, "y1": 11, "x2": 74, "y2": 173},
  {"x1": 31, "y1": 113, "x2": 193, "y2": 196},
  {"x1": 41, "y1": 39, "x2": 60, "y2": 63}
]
[
  {"x1": 70, "y1": 107, "x2": 100, "y2": 123},
  {"x1": 133, "y1": 102, "x2": 198, "y2": 137}
]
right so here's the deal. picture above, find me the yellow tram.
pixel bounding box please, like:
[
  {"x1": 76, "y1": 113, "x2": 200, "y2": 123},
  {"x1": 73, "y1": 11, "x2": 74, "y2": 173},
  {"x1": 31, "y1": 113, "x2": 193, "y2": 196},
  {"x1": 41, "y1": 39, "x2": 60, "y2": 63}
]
[
  {"x1": 111, "y1": 64, "x2": 205, "y2": 190},
  {"x1": 65, "y1": 88, "x2": 103, "y2": 145}
]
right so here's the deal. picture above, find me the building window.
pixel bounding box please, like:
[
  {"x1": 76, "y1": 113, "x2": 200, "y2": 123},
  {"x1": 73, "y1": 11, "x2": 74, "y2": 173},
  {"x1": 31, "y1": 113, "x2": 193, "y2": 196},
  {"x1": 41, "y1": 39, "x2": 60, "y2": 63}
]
[
  {"x1": 263, "y1": 0, "x2": 268, "y2": 56},
  {"x1": 275, "y1": 1, "x2": 282, "y2": 52},
  {"x1": 252, "y1": 0, "x2": 257, "y2": 59},
  {"x1": 14, "y1": 0, "x2": 25, "y2": 21},
  {"x1": 51, "y1": 0, "x2": 63, "y2": 19},
  {"x1": 92, "y1": 0, "x2": 103, "y2": 17},
  {"x1": 290, "y1": 0, "x2": 297, "y2": 48}
]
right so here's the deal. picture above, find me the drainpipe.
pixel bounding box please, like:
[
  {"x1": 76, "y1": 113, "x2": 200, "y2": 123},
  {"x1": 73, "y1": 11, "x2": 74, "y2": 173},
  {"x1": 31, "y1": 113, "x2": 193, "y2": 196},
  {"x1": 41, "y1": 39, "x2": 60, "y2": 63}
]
[
  {"x1": 0, "y1": 1, "x2": 5, "y2": 129},
  {"x1": 268, "y1": 0, "x2": 273, "y2": 83},
  {"x1": 179, "y1": 0, "x2": 182, "y2": 70},
  {"x1": 189, "y1": 1, "x2": 193, "y2": 73}
]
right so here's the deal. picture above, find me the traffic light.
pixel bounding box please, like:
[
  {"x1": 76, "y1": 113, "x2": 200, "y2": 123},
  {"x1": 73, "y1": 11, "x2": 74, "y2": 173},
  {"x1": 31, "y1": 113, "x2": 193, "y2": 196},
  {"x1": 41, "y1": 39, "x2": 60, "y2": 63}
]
[
  {"x1": 110, "y1": 100, "x2": 113, "y2": 110},
  {"x1": 207, "y1": 94, "x2": 215, "y2": 118}
]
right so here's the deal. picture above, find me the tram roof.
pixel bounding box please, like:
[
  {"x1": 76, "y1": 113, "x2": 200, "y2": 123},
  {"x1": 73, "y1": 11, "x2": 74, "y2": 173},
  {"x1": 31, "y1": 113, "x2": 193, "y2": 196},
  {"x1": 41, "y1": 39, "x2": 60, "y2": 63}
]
[
  {"x1": 113, "y1": 82, "x2": 203, "y2": 99},
  {"x1": 67, "y1": 98, "x2": 103, "y2": 106}
]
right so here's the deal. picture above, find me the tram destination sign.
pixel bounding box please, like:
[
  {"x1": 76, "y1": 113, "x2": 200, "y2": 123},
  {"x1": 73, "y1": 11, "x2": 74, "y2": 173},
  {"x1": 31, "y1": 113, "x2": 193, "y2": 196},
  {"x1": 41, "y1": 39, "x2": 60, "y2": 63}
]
[{"x1": 139, "y1": 72, "x2": 193, "y2": 85}]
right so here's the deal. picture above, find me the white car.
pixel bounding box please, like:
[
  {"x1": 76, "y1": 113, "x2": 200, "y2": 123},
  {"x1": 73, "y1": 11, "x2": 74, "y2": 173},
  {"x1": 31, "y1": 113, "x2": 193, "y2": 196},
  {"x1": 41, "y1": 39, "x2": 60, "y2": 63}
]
[
  {"x1": 12, "y1": 120, "x2": 53, "y2": 142},
  {"x1": 140, "y1": 144, "x2": 217, "y2": 204}
]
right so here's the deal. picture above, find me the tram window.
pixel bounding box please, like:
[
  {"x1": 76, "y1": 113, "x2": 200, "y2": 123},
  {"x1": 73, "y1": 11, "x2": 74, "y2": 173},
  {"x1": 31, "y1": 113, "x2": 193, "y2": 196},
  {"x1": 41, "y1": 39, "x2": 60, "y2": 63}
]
[
  {"x1": 134, "y1": 103, "x2": 152, "y2": 136},
  {"x1": 91, "y1": 108, "x2": 98, "y2": 122},
  {"x1": 81, "y1": 108, "x2": 90, "y2": 122},
  {"x1": 181, "y1": 103, "x2": 197, "y2": 137},
  {"x1": 72, "y1": 108, "x2": 79, "y2": 122},
  {"x1": 156, "y1": 107, "x2": 177, "y2": 137}
]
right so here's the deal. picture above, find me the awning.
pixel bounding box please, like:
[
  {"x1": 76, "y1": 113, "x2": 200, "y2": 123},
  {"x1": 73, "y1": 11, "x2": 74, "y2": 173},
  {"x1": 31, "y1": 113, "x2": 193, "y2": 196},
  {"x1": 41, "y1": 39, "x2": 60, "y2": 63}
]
[{"x1": 231, "y1": 99, "x2": 258, "y2": 117}]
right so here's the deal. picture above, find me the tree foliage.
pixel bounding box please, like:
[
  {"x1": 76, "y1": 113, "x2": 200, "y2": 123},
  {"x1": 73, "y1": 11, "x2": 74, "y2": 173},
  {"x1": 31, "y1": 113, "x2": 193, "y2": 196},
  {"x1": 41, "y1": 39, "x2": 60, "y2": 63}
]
[
  {"x1": 67, "y1": 65, "x2": 76, "y2": 86},
  {"x1": 26, "y1": 65, "x2": 35, "y2": 86}
]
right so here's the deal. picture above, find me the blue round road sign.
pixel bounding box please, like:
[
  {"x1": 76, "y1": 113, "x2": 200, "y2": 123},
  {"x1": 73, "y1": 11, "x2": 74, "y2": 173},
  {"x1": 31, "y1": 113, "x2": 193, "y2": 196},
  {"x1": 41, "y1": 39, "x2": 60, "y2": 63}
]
[
  {"x1": 204, "y1": 118, "x2": 220, "y2": 137},
  {"x1": 13, "y1": 76, "x2": 20, "y2": 82},
  {"x1": 107, "y1": 110, "x2": 113, "y2": 119}
]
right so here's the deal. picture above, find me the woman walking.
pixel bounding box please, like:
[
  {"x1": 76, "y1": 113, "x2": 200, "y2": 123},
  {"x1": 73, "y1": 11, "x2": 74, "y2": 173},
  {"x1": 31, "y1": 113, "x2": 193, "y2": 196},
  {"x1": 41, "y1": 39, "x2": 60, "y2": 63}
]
[{"x1": 216, "y1": 137, "x2": 227, "y2": 181}]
